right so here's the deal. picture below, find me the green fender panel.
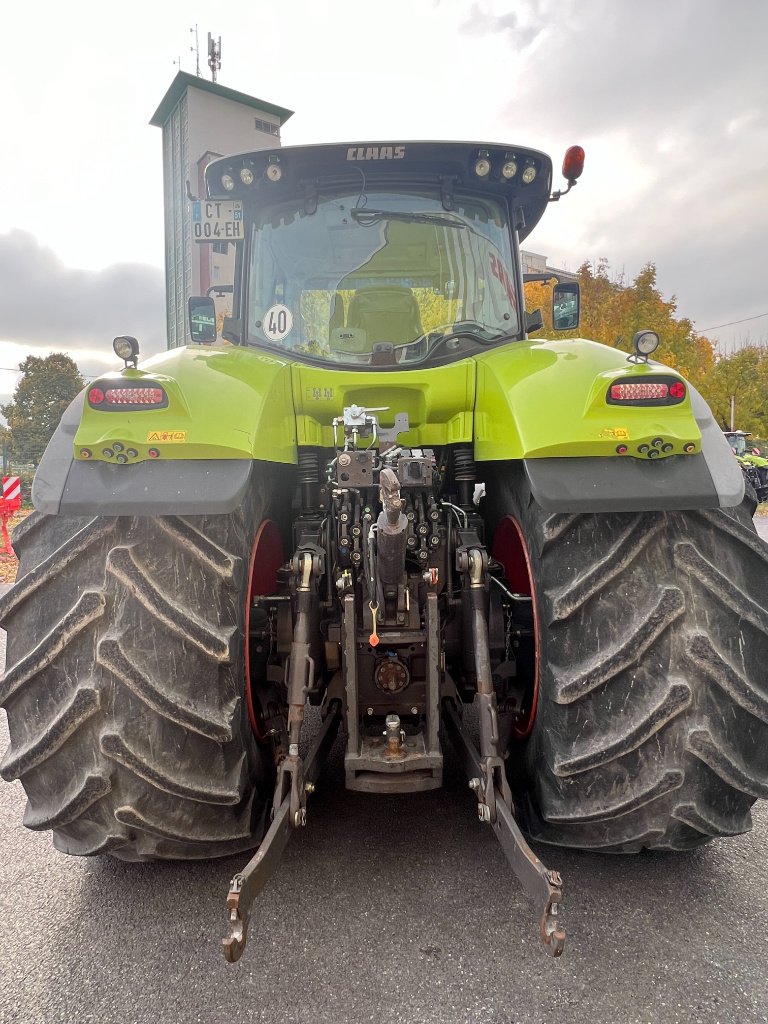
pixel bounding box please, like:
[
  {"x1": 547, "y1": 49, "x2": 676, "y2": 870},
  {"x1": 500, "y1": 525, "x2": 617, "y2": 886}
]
[
  {"x1": 73, "y1": 346, "x2": 298, "y2": 464},
  {"x1": 33, "y1": 338, "x2": 742, "y2": 516},
  {"x1": 473, "y1": 339, "x2": 701, "y2": 460}
]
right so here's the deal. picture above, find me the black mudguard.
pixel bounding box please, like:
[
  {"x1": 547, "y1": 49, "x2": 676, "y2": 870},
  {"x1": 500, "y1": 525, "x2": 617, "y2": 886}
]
[{"x1": 523, "y1": 386, "x2": 744, "y2": 513}]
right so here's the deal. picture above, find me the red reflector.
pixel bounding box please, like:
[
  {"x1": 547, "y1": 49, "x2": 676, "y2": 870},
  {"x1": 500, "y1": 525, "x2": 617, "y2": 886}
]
[
  {"x1": 610, "y1": 382, "x2": 669, "y2": 401},
  {"x1": 88, "y1": 387, "x2": 105, "y2": 404},
  {"x1": 669, "y1": 381, "x2": 686, "y2": 399},
  {"x1": 105, "y1": 387, "x2": 164, "y2": 405}
]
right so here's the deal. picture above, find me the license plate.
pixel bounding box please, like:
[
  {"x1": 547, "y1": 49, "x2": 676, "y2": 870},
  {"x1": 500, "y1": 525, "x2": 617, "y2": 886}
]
[{"x1": 191, "y1": 200, "x2": 244, "y2": 242}]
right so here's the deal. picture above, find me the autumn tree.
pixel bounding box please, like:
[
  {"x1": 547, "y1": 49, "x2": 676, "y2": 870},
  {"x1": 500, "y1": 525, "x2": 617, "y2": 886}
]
[
  {"x1": 525, "y1": 261, "x2": 716, "y2": 392},
  {"x1": 703, "y1": 345, "x2": 768, "y2": 437},
  {"x1": 1, "y1": 353, "x2": 85, "y2": 466}
]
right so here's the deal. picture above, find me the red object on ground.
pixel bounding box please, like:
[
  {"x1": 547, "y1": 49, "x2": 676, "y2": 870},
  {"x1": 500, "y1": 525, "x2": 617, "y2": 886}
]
[{"x1": 0, "y1": 476, "x2": 21, "y2": 557}]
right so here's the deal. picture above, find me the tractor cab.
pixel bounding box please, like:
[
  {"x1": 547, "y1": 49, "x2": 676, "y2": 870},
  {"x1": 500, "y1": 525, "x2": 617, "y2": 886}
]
[
  {"x1": 724, "y1": 430, "x2": 749, "y2": 456},
  {"x1": 190, "y1": 142, "x2": 583, "y2": 363}
]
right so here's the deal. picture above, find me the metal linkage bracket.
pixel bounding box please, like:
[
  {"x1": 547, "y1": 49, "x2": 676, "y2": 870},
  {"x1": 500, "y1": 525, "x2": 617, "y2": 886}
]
[
  {"x1": 223, "y1": 524, "x2": 338, "y2": 963},
  {"x1": 442, "y1": 697, "x2": 566, "y2": 957},
  {"x1": 332, "y1": 405, "x2": 410, "y2": 448},
  {"x1": 448, "y1": 538, "x2": 566, "y2": 957},
  {"x1": 222, "y1": 699, "x2": 342, "y2": 962}
]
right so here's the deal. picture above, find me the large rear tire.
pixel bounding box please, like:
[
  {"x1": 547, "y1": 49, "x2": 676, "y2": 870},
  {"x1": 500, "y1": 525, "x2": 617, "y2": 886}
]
[
  {"x1": 0, "y1": 474, "x2": 287, "y2": 861},
  {"x1": 487, "y1": 464, "x2": 768, "y2": 852}
]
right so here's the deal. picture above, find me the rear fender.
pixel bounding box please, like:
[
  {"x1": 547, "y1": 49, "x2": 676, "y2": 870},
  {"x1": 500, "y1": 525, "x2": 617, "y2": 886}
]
[
  {"x1": 474, "y1": 340, "x2": 743, "y2": 512},
  {"x1": 520, "y1": 386, "x2": 744, "y2": 512},
  {"x1": 33, "y1": 346, "x2": 298, "y2": 516},
  {"x1": 32, "y1": 391, "x2": 258, "y2": 515}
]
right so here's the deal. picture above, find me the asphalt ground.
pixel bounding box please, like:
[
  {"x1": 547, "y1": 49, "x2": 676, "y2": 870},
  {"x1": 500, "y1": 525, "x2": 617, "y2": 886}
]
[{"x1": 1, "y1": 520, "x2": 767, "y2": 1024}]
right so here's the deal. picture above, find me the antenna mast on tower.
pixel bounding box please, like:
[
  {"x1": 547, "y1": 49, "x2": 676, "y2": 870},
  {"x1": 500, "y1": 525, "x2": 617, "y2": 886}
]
[
  {"x1": 207, "y1": 33, "x2": 222, "y2": 83},
  {"x1": 190, "y1": 24, "x2": 201, "y2": 76}
]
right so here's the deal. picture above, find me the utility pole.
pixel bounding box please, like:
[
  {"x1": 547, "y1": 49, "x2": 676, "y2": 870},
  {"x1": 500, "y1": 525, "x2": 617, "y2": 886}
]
[
  {"x1": 207, "y1": 32, "x2": 222, "y2": 83},
  {"x1": 730, "y1": 394, "x2": 736, "y2": 432}
]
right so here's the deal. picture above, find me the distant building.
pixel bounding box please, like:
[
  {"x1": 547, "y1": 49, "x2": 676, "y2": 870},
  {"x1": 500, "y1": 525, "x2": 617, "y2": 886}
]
[
  {"x1": 521, "y1": 249, "x2": 578, "y2": 281},
  {"x1": 150, "y1": 72, "x2": 293, "y2": 348}
]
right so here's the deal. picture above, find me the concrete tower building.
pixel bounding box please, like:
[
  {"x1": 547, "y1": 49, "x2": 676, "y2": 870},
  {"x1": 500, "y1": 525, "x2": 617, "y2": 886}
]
[{"x1": 150, "y1": 72, "x2": 293, "y2": 348}]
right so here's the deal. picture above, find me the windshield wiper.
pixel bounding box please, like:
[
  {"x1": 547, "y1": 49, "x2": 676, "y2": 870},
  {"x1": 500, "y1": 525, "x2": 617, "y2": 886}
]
[
  {"x1": 405, "y1": 323, "x2": 521, "y2": 353},
  {"x1": 438, "y1": 328, "x2": 519, "y2": 347},
  {"x1": 349, "y1": 209, "x2": 467, "y2": 228}
]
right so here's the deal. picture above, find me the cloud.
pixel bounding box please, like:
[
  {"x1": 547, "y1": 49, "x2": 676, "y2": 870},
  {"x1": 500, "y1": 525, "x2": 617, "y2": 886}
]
[
  {"x1": 0, "y1": 230, "x2": 166, "y2": 355},
  {"x1": 469, "y1": 0, "x2": 768, "y2": 349},
  {"x1": 461, "y1": 1, "x2": 545, "y2": 49}
]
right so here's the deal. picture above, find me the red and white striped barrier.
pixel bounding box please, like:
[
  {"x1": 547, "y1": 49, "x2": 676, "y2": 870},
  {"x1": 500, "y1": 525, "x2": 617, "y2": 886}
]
[
  {"x1": 3, "y1": 476, "x2": 20, "y2": 504},
  {"x1": 0, "y1": 475, "x2": 21, "y2": 557}
]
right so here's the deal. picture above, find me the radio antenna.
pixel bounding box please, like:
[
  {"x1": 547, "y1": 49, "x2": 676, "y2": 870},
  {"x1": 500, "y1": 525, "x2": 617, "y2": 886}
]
[
  {"x1": 190, "y1": 24, "x2": 201, "y2": 76},
  {"x1": 207, "y1": 32, "x2": 222, "y2": 83}
]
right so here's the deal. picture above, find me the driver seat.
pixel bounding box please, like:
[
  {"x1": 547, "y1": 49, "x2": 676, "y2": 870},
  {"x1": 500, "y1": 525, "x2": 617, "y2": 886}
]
[{"x1": 346, "y1": 286, "x2": 423, "y2": 346}]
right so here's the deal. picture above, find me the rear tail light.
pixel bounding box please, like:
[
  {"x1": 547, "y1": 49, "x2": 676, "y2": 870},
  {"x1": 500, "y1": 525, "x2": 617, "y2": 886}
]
[
  {"x1": 87, "y1": 382, "x2": 168, "y2": 410},
  {"x1": 611, "y1": 382, "x2": 669, "y2": 400},
  {"x1": 607, "y1": 377, "x2": 686, "y2": 406},
  {"x1": 105, "y1": 387, "x2": 164, "y2": 405}
]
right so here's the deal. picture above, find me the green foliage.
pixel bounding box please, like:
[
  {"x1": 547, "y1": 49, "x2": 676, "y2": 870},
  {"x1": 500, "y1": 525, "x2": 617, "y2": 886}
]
[
  {"x1": 1, "y1": 354, "x2": 85, "y2": 466},
  {"x1": 703, "y1": 346, "x2": 768, "y2": 434},
  {"x1": 15, "y1": 468, "x2": 36, "y2": 508}
]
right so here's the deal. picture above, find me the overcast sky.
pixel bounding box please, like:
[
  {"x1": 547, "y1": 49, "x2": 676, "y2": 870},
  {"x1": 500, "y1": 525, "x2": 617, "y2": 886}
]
[{"x1": 2, "y1": 0, "x2": 767, "y2": 412}]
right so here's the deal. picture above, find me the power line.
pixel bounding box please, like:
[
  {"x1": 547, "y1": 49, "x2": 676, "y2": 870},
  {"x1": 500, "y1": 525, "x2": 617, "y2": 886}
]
[
  {"x1": 0, "y1": 366, "x2": 95, "y2": 378},
  {"x1": 700, "y1": 312, "x2": 768, "y2": 332}
]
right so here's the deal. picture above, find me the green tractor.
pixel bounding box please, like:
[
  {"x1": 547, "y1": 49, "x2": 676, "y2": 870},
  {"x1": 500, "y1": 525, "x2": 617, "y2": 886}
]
[
  {"x1": 2, "y1": 141, "x2": 767, "y2": 961},
  {"x1": 724, "y1": 430, "x2": 768, "y2": 503}
]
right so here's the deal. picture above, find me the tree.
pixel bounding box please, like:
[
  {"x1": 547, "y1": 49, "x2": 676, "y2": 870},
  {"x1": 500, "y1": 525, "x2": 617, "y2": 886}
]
[
  {"x1": 703, "y1": 345, "x2": 768, "y2": 436},
  {"x1": 524, "y1": 261, "x2": 716, "y2": 392},
  {"x1": 1, "y1": 354, "x2": 85, "y2": 466},
  {"x1": 0, "y1": 423, "x2": 11, "y2": 474}
]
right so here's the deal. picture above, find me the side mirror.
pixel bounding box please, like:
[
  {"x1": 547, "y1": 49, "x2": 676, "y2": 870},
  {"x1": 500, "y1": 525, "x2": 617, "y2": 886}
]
[
  {"x1": 553, "y1": 282, "x2": 580, "y2": 331},
  {"x1": 525, "y1": 309, "x2": 544, "y2": 333},
  {"x1": 188, "y1": 296, "x2": 217, "y2": 343}
]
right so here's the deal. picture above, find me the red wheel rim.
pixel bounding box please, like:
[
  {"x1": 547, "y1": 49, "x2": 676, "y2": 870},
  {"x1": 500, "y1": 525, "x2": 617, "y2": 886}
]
[
  {"x1": 492, "y1": 515, "x2": 539, "y2": 739},
  {"x1": 244, "y1": 520, "x2": 284, "y2": 737}
]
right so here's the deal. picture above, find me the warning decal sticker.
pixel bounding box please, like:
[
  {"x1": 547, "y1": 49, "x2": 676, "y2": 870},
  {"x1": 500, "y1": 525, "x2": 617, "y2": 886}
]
[{"x1": 146, "y1": 431, "x2": 187, "y2": 443}]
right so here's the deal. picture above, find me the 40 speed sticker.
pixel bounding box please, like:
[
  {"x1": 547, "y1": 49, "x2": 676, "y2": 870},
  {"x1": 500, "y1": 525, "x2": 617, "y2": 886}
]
[{"x1": 263, "y1": 304, "x2": 293, "y2": 341}]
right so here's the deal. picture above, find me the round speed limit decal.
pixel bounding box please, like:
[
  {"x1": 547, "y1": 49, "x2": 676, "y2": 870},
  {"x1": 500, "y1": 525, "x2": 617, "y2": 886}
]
[{"x1": 263, "y1": 304, "x2": 293, "y2": 341}]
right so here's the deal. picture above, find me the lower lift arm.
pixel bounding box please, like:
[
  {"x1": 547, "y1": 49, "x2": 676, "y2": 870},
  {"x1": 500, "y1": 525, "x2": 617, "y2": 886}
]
[
  {"x1": 223, "y1": 696, "x2": 342, "y2": 962},
  {"x1": 446, "y1": 541, "x2": 566, "y2": 957},
  {"x1": 441, "y1": 696, "x2": 565, "y2": 956}
]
